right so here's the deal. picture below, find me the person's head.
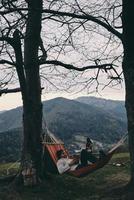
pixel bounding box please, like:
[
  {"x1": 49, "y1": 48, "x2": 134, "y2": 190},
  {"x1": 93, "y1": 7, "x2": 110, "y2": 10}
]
[
  {"x1": 56, "y1": 149, "x2": 65, "y2": 160},
  {"x1": 86, "y1": 138, "x2": 92, "y2": 151}
]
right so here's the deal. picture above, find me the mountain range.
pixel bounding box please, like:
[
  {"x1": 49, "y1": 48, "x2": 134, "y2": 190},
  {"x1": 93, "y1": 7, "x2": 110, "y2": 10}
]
[{"x1": 0, "y1": 96, "x2": 127, "y2": 161}]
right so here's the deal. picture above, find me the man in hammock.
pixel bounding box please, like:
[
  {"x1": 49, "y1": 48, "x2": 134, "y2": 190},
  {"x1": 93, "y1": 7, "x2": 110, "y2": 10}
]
[
  {"x1": 80, "y1": 141, "x2": 98, "y2": 166},
  {"x1": 79, "y1": 137, "x2": 106, "y2": 167}
]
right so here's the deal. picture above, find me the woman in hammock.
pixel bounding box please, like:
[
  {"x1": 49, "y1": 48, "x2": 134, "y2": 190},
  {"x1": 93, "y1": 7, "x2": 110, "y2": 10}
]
[
  {"x1": 80, "y1": 137, "x2": 106, "y2": 165},
  {"x1": 56, "y1": 149, "x2": 79, "y2": 174}
]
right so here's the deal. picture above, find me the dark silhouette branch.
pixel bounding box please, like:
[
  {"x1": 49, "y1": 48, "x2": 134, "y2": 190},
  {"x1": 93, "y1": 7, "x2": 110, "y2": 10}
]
[
  {"x1": 43, "y1": 9, "x2": 122, "y2": 40},
  {"x1": 0, "y1": 87, "x2": 44, "y2": 96},
  {"x1": 0, "y1": 87, "x2": 21, "y2": 96},
  {"x1": 0, "y1": 36, "x2": 15, "y2": 47},
  {"x1": 0, "y1": 59, "x2": 16, "y2": 66},
  {"x1": 40, "y1": 59, "x2": 114, "y2": 71},
  {"x1": 0, "y1": 8, "x2": 122, "y2": 40}
]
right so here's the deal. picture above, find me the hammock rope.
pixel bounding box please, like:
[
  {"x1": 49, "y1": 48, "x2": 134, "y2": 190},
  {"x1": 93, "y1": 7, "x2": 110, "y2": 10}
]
[{"x1": 108, "y1": 133, "x2": 128, "y2": 153}]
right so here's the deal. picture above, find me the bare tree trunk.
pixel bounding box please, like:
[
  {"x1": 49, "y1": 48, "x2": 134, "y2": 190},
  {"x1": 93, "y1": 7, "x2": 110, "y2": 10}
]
[
  {"x1": 122, "y1": 0, "x2": 134, "y2": 186},
  {"x1": 21, "y1": 0, "x2": 43, "y2": 185},
  {"x1": 123, "y1": 60, "x2": 134, "y2": 186}
]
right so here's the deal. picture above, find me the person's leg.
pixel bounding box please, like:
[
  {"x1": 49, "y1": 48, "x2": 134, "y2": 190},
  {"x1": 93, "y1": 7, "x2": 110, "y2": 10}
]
[
  {"x1": 80, "y1": 149, "x2": 88, "y2": 166},
  {"x1": 87, "y1": 152, "x2": 98, "y2": 163},
  {"x1": 99, "y1": 150, "x2": 106, "y2": 159}
]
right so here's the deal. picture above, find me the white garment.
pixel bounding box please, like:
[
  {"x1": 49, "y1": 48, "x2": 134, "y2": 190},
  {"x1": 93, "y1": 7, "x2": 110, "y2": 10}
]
[
  {"x1": 57, "y1": 158, "x2": 78, "y2": 174},
  {"x1": 67, "y1": 159, "x2": 78, "y2": 171}
]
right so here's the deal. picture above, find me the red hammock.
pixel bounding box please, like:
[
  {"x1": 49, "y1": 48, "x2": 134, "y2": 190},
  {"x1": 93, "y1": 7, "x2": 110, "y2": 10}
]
[{"x1": 43, "y1": 143, "x2": 116, "y2": 178}]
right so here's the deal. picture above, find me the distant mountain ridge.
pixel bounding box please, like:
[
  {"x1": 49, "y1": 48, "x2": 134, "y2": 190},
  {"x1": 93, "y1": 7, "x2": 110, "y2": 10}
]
[
  {"x1": 0, "y1": 96, "x2": 127, "y2": 162},
  {"x1": 0, "y1": 96, "x2": 127, "y2": 140},
  {"x1": 76, "y1": 96, "x2": 127, "y2": 123},
  {"x1": 43, "y1": 97, "x2": 127, "y2": 143},
  {"x1": 0, "y1": 107, "x2": 22, "y2": 133}
]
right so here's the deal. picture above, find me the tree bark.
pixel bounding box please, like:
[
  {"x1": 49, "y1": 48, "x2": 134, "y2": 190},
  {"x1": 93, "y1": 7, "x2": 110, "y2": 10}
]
[
  {"x1": 122, "y1": 0, "x2": 134, "y2": 186},
  {"x1": 21, "y1": 0, "x2": 43, "y2": 185}
]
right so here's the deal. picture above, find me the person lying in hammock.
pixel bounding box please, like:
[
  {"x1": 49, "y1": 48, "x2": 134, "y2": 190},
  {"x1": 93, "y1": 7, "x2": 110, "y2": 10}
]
[
  {"x1": 80, "y1": 142, "x2": 98, "y2": 167},
  {"x1": 56, "y1": 149, "x2": 79, "y2": 174},
  {"x1": 79, "y1": 137, "x2": 106, "y2": 167},
  {"x1": 56, "y1": 147, "x2": 104, "y2": 174}
]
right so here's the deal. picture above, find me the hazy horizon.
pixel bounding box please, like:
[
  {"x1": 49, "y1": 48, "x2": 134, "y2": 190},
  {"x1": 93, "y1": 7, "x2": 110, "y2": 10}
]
[{"x1": 0, "y1": 86, "x2": 125, "y2": 112}]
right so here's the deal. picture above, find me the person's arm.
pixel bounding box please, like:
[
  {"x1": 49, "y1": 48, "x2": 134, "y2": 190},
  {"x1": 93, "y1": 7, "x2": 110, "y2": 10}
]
[
  {"x1": 57, "y1": 159, "x2": 70, "y2": 174},
  {"x1": 90, "y1": 145, "x2": 93, "y2": 152},
  {"x1": 68, "y1": 158, "x2": 79, "y2": 166},
  {"x1": 88, "y1": 144, "x2": 93, "y2": 152}
]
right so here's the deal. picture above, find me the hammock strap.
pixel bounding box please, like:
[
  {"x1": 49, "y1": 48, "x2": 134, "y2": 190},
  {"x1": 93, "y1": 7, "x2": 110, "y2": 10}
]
[{"x1": 108, "y1": 133, "x2": 128, "y2": 153}]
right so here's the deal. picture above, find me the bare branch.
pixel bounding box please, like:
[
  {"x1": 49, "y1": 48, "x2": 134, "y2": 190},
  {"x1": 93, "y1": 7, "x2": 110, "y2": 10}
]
[
  {"x1": 40, "y1": 59, "x2": 114, "y2": 71},
  {"x1": 0, "y1": 87, "x2": 21, "y2": 96},
  {"x1": 0, "y1": 59, "x2": 16, "y2": 66},
  {"x1": 0, "y1": 36, "x2": 15, "y2": 47},
  {"x1": 0, "y1": 87, "x2": 44, "y2": 96},
  {"x1": 43, "y1": 9, "x2": 122, "y2": 40},
  {"x1": 0, "y1": 8, "x2": 122, "y2": 40}
]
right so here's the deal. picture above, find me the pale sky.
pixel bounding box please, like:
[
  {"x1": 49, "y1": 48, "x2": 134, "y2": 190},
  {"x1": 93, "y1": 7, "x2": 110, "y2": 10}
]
[
  {"x1": 0, "y1": 0, "x2": 124, "y2": 112},
  {"x1": 0, "y1": 85, "x2": 125, "y2": 112}
]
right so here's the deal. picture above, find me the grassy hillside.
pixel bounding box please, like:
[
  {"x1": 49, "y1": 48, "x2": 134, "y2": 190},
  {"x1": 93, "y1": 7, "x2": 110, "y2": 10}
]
[{"x1": 0, "y1": 153, "x2": 132, "y2": 200}]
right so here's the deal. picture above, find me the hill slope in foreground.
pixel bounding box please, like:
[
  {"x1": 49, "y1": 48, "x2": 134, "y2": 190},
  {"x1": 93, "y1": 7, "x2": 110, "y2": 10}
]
[{"x1": 0, "y1": 153, "x2": 132, "y2": 200}]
